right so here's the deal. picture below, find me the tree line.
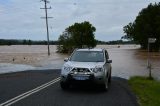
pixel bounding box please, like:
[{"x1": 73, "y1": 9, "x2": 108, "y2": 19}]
[
  {"x1": 0, "y1": 39, "x2": 135, "y2": 46},
  {"x1": 0, "y1": 39, "x2": 58, "y2": 45}
]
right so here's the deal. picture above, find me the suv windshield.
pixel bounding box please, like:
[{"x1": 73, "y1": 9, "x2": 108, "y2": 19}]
[{"x1": 70, "y1": 51, "x2": 104, "y2": 62}]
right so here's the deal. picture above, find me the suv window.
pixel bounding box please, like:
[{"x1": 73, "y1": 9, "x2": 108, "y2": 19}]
[{"x1": 70, "y1": 51, "x2": 104, "y2": 62}]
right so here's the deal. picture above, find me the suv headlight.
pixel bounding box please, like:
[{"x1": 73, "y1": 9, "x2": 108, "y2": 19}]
[
  {"x1": 92, "y1": 66, "x2": 104, "y2": 73},
  {"x1": 63, "y1": 66, "x2": 72, "y2": 72}
]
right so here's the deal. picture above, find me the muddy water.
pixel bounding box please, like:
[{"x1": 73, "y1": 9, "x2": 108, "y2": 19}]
[
  {"x1": 97, "y1": 45, "x2": 160, "y2": 80},
  {"x1": 108, "y1": 48, "x2": 160, "y2": 80},
  {"x1": 0, "y1": 45, "x2": 160, "y2": 80}
]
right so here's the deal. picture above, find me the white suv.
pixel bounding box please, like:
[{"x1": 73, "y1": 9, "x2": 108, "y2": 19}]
[{"x1": 60, "y1": 48, "x2": 112, "y2": 90}]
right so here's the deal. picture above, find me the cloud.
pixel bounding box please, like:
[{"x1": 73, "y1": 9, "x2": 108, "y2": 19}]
[{"x1": 0, "y1": 0, "x2": 159, "y2": 41}]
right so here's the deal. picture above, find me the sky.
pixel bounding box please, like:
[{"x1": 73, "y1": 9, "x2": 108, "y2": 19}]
[{"x1": 0, "y1": 0, "x2": 159, "y2": 41}]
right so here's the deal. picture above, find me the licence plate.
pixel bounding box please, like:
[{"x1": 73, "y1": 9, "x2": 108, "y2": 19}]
[{"x1": 73, "y1": 76, "x2": 89, "y2": 80}]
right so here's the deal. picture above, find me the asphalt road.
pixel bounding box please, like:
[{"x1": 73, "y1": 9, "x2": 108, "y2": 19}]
[{"x1": 0, "y1": 69, "x2": 139, "y2": 106}]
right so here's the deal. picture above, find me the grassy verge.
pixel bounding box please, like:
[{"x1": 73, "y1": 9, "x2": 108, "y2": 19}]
[{"x1": 128, "y1": 76, "x2": 160, "y2": 106}]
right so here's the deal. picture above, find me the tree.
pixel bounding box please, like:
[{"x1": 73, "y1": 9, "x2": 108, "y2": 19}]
[
  {"x1": 57, "y1": 31, "x2": 73, "y2": 53},
  {"x1": 28, "y1": 40, "x2": 32, "y2": 45},
  {"x1": 123, "y1": 3, "x2": 160, "y2": 51},
  {"x1": 57, "y1": 21, "x2": 97, "y2": 53},
  {"x1": 23, "y1": 40, "x2": 27, "y2": 45}
]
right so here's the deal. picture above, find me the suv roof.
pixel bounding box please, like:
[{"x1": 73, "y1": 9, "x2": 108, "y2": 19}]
[{"x1": 76, "y1": 48, "x2": 104, "y2": 52}]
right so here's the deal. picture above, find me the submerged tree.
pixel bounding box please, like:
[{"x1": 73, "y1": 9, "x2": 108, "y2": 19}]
[
  {"x1": 57, "y1": 21, "x2": 97, "y2": 53},
  {"x1": 123, "y1": 3, "x2": 160, "y2": 51}
]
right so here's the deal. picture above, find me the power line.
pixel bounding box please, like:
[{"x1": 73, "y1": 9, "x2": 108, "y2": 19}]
[{"x1": 40, "y1": 0, "x2": 53, "y2": 56}]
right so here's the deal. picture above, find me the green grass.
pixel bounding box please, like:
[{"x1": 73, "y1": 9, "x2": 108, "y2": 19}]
[{"x1": 129, "y1": 76, "x2": 160, "y2": 106}]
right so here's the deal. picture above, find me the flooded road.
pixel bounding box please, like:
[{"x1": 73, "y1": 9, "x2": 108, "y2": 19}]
[{"x1": 0, "y1": 45, "x2": 159, "y2": 80}]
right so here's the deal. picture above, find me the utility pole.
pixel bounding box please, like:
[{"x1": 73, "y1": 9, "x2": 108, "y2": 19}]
[{"x1": 40, "y1": 0, "x2": 53, "y2": 56}]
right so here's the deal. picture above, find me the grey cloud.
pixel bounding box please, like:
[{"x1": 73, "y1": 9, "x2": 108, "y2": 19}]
[{"x1": 0, "y1": 0, "x2": 159, "y2": 41}]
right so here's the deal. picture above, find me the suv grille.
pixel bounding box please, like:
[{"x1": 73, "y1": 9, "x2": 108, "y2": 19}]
[{"x1": 71, "y1": 68, "x2": 91, "y2": 73}]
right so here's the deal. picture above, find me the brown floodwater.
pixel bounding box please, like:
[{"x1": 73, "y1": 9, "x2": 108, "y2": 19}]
[
  {"x1": 0, "y1": 45, "x2": 160, "y2": 80},
  {"x1": 105, "y1": 46, "x2": 160, "y2": 80}
]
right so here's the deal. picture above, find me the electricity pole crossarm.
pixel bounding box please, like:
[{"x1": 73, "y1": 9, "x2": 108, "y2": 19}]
[
  {"x1": 41, "y1": 17, "x2": 53, "y2": 19},
  {"x1": 40, "y1": 6, "x2": 52, "y2": 9},
  {"x1": 40, "y1": 0, "x2": 52, "y2": 56}
]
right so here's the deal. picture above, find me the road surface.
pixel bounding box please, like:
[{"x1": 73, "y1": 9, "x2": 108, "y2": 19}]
[{"x1": 0, "y1": 69, "x2": 138, "y2": 106}]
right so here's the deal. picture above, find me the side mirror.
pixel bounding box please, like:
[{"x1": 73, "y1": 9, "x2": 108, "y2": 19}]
[
  {"x1": 106, "y1": 60, "x2": 112, "y2": 63},
  {"x1": 64, "y1": 58, "x2": 69, "y2": 62}
]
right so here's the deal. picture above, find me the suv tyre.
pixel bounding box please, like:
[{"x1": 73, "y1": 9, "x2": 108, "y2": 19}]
[{"x1": 60, "y1": 82, "x2": 69, "y2": 90}]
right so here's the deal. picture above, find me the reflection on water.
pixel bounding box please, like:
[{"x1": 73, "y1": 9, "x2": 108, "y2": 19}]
[{"x1": 0, "y1": 45, "x2": 160, "y2": 80}]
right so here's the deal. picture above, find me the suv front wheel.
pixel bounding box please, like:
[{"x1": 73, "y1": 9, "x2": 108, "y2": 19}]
[
  {"x1": 60, "y1": 81, "x2": 69, "y2": 90},
  {"x1": 100, "y1": 75, "x2": 110, "y2": 91}
]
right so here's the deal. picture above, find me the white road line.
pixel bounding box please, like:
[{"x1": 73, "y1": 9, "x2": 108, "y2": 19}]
[{"x1": 0, "y1": 77, "x2": 60, "y2": 106}]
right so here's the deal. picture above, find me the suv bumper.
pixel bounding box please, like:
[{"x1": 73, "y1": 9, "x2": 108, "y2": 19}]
[{"x1": 61, "y1": 73, "x2": 105, "y2": 84}]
